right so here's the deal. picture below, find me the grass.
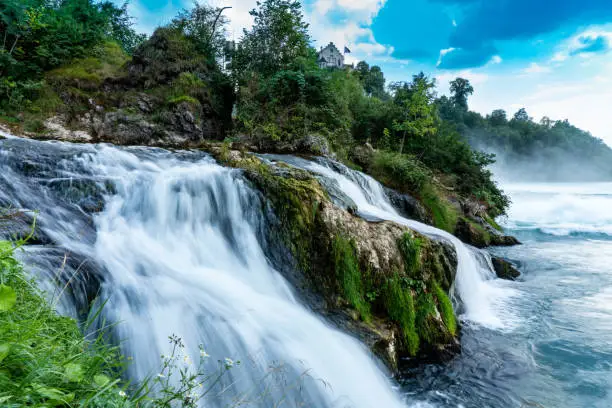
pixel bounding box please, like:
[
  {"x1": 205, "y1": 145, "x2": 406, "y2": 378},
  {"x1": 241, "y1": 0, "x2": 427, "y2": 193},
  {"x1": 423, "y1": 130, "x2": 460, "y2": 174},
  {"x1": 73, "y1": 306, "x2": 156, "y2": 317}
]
[
  {"x1": 420, "y1": 184, "x2": 459, "y2": 233},
  {"x1": 484, "y1": 214, "x2": 503, "y2": 232},
  {"x1": 0, "y1": 241, "x2": 129, "y2": 407},
  {"x1": 167, "y1": 95, "x2": 201, "y2": 106}
]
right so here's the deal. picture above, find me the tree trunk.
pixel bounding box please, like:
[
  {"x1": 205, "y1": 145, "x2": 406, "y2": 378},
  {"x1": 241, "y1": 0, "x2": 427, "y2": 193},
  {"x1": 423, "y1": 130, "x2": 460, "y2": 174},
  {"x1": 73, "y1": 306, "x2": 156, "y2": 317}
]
[
  {"x1": 399, "y1": 130, "x2": 406, "y2": 154},
  {"x1": 9, "y1": 36, "x2": 19, "y2": 55}
]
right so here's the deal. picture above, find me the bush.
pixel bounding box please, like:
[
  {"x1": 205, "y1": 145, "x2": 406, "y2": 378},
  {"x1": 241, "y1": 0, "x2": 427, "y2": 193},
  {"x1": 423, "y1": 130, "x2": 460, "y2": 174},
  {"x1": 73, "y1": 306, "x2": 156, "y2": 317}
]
[{"x1": 369, "y1": 151, "x2": 431, "y2": 195}]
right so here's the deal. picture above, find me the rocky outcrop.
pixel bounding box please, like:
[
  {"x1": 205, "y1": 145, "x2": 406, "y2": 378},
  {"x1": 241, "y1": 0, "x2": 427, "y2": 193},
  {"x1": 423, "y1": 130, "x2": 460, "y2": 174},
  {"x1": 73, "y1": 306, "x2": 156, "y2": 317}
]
[
  {"x1": 384, "y1": 187, "x2": 432, "y2": 224},
  {"x1": 454, "y1": 216, "x2": 520, "y2": 248},
  {"x1": 214, "y1": 149, "x2": 461, "y2": 373},
  {"x1": 492, "y1": 257, "x2": 521, "y2": 280}
]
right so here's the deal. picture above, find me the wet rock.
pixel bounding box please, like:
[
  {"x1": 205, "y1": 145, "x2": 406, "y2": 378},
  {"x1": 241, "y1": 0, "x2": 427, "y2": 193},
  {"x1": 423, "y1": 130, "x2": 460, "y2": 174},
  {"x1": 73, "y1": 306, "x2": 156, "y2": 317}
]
[
  {"x1": 384, "y1": 187, "x2": 432, "y2": 224},
  {"x1": 298, "y1": 134, "x2": 330, "y2": 156},
  {"x1": 454, "y1": 217, "x2": 490, "y2": 248},
  {"x1": 0, "y1": 211, "x2": 53, "y2": 245},
  {"x1": 492, "y1": 257, "x2": 521, "y2": 280},
  {"x1": 454, "y1": 216, "x2": 520, "y2": 248},
  {"x1": 350, "y1": 144, "x2": 375, "y2": 169}
]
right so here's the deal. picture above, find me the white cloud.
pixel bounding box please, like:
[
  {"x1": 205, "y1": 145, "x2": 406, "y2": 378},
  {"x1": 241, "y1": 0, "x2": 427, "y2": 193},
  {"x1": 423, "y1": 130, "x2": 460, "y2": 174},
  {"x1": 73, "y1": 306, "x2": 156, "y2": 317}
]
[
  {"x1": 436, "y1": 47, "x2": 456, "y2": 66},
  {"x1": 489, "y1": 55, "x2": 502, "y2": 64},
  {"x1": 306, "y1": 0, "x2": 391, "y2": 63},
  {"x1": 550, "y1": 26, "x2": 612, "y2": 63},
  {"x1": 522, "y1": 62, "x2": 552, "y2": 74}
]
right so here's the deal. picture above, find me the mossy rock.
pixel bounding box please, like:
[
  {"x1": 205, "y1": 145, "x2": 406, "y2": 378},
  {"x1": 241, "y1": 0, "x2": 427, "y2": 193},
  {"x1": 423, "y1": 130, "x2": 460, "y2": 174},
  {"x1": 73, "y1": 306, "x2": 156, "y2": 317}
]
[{"x1": 214, "y1": 150, "x2": 461, "y2": 371}]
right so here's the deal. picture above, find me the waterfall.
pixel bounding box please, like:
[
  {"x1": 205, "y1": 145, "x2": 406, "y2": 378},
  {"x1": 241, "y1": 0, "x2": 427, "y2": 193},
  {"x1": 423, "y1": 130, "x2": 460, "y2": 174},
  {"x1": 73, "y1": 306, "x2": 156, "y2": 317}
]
[
  {"x1": 262, "y1": 155, "x2": 518, "y2": 330},
  {"x1": 0, "y1": 137, "x2": 405, "y2": 407}
]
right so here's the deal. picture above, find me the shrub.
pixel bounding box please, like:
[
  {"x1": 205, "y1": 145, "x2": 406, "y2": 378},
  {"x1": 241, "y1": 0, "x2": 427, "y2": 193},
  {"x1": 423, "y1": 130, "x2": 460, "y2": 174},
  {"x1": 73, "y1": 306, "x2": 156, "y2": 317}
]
[{"x1": 369, "y1": 151, "x2": 431, "y2": 195}]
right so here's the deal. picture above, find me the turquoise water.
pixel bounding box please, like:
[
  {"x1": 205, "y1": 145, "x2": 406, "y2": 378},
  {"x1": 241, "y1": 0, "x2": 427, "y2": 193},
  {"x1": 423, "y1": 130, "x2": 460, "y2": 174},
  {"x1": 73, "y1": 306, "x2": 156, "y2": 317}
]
[{"x1": 403, "y1": 183, "x2": 612, "y2": 408}]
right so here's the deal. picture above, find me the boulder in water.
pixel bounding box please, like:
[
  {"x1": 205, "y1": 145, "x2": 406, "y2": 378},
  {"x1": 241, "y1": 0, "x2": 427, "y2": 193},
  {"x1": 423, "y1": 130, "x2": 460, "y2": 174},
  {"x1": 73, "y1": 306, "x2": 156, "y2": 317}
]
[
  {"x1": 454, "y1": 216, "x2": 520, "y2": 248},
  {"x1": 492, "y1": 257, "x2": 521, "y2": 280}
]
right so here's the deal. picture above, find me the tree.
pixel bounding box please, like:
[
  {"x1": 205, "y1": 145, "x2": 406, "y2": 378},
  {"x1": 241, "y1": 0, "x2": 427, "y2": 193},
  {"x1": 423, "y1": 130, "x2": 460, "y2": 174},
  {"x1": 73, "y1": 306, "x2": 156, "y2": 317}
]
[
  {"x1": 232, "y1": 0, "x2": 313, "y2": 79},
  {"x1": 489, "y1": 109, "x2": 507, "y2": 126},
  {"x1": 354, "y1": 61, "x2": 386, "y2": 99},
  {"x1": 449, "y1": 77, "x2": 474, "y2": 111},
  {"x1": 512, "y1": 107, "x2": 530, "y2": 122},
  {"x1": 390, "y1": 72, "x2": 437, "y2": 154}
]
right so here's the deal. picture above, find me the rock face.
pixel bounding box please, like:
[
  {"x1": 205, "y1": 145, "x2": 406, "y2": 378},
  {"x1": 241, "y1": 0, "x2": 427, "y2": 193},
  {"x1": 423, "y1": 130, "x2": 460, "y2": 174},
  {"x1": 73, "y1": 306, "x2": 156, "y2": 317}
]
[
  {"x1": 384, "y1": 187, "x2": 432, "y2": 224},
  {"x1": 492, "y1": 257, "x2": 521, "y2": 280},
  {"x1": 454, "y1": 216, "x2": 521, "y2": 248},
  {"x1": 216, "y1": 150, "x2": 461, "y2": 373}
]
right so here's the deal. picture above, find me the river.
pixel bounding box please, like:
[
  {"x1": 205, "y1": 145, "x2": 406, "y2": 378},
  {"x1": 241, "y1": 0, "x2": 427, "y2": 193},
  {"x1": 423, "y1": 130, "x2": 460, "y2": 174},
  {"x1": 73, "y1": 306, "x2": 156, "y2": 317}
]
[
  {"x1": 402, "y1": 182, "x2": 612, "y2": 408},
  {"x1": 1, "y1": 134, "x2": 610, "y2": 407}
]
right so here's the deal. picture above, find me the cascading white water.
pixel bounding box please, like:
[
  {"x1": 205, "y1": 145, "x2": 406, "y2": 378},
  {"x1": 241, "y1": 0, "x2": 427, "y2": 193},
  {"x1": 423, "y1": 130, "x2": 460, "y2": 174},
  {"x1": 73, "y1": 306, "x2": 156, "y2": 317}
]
[
  {"x1": 75, "y1": 145, "x2": 406, "y2": 407},
  {"x1": 265, "y1": 156, "x2": 517, "y2": 329}
]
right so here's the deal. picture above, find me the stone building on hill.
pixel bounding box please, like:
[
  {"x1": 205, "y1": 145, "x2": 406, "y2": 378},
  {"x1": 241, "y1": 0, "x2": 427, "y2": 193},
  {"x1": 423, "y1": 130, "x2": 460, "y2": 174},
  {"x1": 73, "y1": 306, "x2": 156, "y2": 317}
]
[{"x1": 317, "y1": 42, "x2": 345, "y2": 69}]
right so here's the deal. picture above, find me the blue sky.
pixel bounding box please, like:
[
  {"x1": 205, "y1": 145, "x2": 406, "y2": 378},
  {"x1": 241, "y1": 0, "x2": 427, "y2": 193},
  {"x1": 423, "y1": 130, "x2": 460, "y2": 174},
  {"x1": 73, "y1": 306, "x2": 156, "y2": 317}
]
[{"x1": 121, "y1": 0, "x2": 612, "y2": 145}]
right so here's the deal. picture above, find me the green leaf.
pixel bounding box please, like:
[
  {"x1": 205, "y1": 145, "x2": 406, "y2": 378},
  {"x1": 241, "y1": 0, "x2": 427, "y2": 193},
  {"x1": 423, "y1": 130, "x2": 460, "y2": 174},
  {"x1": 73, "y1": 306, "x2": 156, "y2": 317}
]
[
  {"x1": 93, "y1": 374, "x2": 111, "y2": 387},
  {"x1": 32, "y1": 384, "x2": 74, "y2": 404},
  {"x1": 0, "y1": 285, "x2": 16, "y2": 311},
  {"x1": 64, "y1": 363, "x2": 84, "y2": 382},
  {"x1": 0, "y1": 344, "x2": 10, "y2": 363}
]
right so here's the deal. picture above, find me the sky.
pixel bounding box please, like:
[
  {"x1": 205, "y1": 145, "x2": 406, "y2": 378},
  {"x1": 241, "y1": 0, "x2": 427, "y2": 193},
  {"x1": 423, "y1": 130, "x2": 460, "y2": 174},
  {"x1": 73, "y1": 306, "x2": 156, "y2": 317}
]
[{"x1": 119, "y1": 0, "x2": 612, "y2": 145}]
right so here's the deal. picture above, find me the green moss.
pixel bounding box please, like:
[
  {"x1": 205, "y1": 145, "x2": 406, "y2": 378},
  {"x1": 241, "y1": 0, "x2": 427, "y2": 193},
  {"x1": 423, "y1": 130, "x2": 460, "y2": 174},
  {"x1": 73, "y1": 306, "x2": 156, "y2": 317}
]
[
  {"x1": 433, "y1": 282, "x2": 457, "y2": 336},
  {"x1": 421, "y1": 184, "x2": 458, "y2": 233},
  {"x1": 382, "y1": 275, "x2": 419, "y2": 356},
  {"x1": 414, "y1": 290, "x2": 440, "y2": 345},
  {"x1": 397, "y1": 232, "x2": 423, "y2": 277},
  {"x1": 219, "y1": 154, "x2": 326, "y2": 274},
  {"x1": 484, "y1": 214, "x2": 503, "y2": 232},
  {"x1": 332, "y1": 236, "x2": 371, "y2": 322},
  {"x1": 167, "y1": 95, "x2": 201, "y2": 106}
]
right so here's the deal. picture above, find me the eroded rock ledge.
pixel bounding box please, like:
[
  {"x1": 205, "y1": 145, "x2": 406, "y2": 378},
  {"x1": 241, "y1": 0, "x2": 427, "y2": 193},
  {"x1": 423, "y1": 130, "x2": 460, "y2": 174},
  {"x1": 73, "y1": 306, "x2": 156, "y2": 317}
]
[{"x1": 215, "y1": 149, "x2": 460, "y2": 373}]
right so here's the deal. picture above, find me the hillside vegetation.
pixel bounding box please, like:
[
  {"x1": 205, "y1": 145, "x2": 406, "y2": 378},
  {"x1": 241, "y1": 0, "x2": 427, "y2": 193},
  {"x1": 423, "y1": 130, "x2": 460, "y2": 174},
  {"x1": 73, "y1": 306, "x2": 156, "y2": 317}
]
[
  {"x1": 0, "y1": 0, "x2": 518, "y2": 237},
  {"x1": 437, "y1": 87, "x2": 612, "y2": 181}
]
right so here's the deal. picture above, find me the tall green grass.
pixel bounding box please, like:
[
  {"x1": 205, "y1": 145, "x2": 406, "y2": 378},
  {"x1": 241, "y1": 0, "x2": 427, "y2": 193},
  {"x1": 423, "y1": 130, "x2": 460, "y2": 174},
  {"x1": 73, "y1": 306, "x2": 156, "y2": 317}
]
[{"x1": 0, "y1": 241, "x2": 130, "y2": 407}]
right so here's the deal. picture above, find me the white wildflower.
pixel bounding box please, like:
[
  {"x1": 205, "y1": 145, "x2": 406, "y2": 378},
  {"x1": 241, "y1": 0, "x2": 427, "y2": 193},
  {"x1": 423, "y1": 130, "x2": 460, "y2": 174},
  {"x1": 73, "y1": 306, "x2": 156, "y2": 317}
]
[
  {"x1": 119, "y1": 390, "x2": 127, "y2": 398},
  {"x1": 200, "y1": 349, "x2": 210, "y2": 358},
  {"x1": 224, "y1": 358, "x2": 234, "y2": 367},
  {"x1": 157, "y1": 373, "x2": 165, "y2": 378}
]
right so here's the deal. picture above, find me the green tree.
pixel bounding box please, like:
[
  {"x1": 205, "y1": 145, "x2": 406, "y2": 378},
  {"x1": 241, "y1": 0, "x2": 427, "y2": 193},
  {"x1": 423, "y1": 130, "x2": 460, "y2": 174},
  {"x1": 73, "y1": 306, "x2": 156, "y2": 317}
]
[
  {"x1": 489, "y1": 109, "x2": 507, "y2": 126},
  {"x1": 449, "y1": 77, "x2": 474, "y2": 111},
  {"x1": 390, "y1": 72, "x2": 437, "y2": 154},
  {"x1": 512, "y1": 107, "x2": 530, "y2": 122},
  {"x1": 232, "y1": 0, "x2": 313, "y2": 79}
]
